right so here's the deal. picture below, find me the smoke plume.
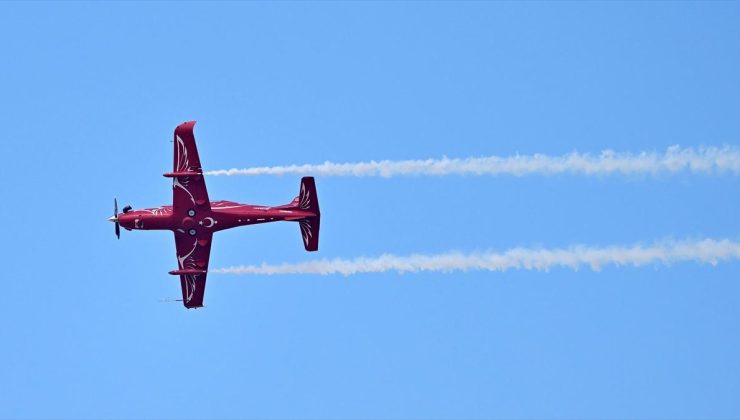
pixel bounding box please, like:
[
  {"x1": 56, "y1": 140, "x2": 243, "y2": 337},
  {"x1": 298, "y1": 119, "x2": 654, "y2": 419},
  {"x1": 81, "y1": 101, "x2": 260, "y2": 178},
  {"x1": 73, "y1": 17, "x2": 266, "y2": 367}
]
[
  {"x1": 212, "y1": 239, "x2": 740, "y2": 276},
  {"x1": 205, "y1": 146, "x2": 740, "y2": 177}
]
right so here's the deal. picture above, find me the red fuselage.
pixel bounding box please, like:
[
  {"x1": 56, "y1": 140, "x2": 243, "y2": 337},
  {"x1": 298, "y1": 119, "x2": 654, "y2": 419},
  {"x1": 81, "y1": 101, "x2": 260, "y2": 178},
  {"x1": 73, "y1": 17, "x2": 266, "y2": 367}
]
[{"x1": 118, "y1": 200, "x2": 315, "y2": 234}]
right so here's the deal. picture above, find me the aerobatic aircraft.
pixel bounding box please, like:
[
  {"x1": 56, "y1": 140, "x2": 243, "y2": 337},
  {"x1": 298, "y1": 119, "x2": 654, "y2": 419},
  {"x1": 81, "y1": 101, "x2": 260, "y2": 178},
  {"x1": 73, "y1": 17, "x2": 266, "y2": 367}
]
[{"x1": 108, "y1": 121, "x2": 320, "y2": 308}]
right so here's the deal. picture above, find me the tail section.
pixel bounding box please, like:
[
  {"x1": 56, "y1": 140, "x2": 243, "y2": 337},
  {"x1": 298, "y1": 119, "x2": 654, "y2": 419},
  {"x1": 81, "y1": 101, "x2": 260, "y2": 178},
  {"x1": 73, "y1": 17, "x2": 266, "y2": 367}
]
[
  {"x1": 299, "y1": 216, "x2": 320, "y2": 252},
  {"x1": 297, "y1": 176, "x2": 320, "y2": 214},
  {"x1": 297, "y1": 177, "x2": 320, "y2": 251}
]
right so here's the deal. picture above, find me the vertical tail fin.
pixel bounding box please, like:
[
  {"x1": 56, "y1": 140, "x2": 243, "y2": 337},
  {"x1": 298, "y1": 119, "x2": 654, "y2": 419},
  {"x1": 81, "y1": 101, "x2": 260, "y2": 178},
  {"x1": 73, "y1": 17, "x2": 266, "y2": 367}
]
[{"x1": 297, "y1": 177, "x2": 320, "y2": 251}]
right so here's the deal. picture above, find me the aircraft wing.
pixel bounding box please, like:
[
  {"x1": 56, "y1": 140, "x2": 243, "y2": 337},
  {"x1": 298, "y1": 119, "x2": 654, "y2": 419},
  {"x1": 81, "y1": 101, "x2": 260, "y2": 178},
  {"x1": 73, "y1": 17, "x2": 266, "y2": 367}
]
[
  {"x1": 174, "y1": 230, "x2": 213, "y2": 309},
  {"x1": 171, "y1": 121, "x2": 211, "y2": 215}
]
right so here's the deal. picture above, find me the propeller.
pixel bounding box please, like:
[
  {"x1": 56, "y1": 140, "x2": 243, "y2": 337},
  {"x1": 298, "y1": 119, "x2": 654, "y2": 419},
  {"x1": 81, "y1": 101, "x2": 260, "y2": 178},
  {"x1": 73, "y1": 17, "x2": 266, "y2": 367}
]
[{"x1": 109, "y1": 197, "x2": 120, "y2": 239}]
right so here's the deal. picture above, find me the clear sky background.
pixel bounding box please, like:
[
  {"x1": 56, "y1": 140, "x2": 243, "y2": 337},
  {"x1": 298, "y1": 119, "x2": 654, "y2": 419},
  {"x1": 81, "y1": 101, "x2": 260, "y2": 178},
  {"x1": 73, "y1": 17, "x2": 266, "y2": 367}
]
[{"x1": 1, "y1": 2, "x2": 739, "y2": 419}]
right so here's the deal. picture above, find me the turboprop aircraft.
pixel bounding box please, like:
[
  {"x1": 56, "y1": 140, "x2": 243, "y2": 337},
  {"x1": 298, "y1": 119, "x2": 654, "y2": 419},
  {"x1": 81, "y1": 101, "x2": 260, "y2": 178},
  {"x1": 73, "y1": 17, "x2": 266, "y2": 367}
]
[{"x1": 108, "y1": 121, "x2": 320, "y2": 309}]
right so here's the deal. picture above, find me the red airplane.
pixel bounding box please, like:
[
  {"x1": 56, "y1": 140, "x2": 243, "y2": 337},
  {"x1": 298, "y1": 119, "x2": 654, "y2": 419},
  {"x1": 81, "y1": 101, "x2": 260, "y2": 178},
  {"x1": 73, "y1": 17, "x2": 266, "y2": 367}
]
[{"x1": 109, "y1": 121, "x2": 320, "y2": 309}]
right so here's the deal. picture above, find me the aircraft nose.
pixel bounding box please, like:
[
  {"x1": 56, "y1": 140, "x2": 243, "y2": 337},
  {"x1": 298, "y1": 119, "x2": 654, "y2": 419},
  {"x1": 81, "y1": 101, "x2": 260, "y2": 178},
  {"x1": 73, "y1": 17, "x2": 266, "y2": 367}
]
[{"x1": 108, "y1": 216, "x2": 118, "y2": 223}]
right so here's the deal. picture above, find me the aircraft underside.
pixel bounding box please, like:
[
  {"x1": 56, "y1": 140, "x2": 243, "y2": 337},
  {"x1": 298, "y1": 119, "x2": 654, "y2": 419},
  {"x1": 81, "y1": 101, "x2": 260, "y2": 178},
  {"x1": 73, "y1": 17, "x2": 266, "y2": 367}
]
[{"x1": 110, "y1": 121, "x2": 320, "y2": 308}]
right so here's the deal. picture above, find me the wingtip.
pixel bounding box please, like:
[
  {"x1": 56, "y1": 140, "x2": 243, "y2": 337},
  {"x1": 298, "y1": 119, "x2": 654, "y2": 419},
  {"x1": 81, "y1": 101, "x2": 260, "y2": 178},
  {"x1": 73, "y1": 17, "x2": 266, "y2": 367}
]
[{"x1": 175, "y1": 120, "x2": 197, "y2": 134}]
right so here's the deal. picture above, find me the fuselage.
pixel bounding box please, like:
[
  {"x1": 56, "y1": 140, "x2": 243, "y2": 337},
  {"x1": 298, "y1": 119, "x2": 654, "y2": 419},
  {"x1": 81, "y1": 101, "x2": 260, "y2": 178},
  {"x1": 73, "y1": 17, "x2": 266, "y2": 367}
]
[{"x1": 117, "y1": 200, "x2": 315, "y2": 236}]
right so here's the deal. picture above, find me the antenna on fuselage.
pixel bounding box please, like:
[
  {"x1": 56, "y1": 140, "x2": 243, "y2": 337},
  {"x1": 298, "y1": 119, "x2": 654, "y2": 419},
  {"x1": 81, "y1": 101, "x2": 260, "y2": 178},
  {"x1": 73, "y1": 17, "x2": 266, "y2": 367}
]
[{"x1": 158, "y1": 298, "x2": 184, "y2": 303}]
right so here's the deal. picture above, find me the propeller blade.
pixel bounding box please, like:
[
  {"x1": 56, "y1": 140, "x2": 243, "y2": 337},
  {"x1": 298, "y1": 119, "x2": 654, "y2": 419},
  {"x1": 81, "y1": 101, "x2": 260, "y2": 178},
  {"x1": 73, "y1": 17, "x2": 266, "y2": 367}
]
[{"x1": 113, "y1": 197, "x2": 120, "y2": 239}]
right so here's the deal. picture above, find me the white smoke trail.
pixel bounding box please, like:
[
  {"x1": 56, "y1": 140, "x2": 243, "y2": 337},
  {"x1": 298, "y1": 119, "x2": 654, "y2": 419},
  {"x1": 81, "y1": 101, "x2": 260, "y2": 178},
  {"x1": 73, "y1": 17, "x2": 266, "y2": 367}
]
[
  {"x1": 212, "y1": 239, "x2": 740, "y2": 276},
  {"x1": 205, "y1": 146, "x2": 740, "y2": 177}
]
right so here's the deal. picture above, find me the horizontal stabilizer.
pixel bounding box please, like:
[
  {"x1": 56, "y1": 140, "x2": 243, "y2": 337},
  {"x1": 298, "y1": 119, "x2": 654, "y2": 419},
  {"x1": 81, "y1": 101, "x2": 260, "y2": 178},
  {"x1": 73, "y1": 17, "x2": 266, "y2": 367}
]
[
  {"x1": 297, "y1": 177, "x2": 320, "y2": 252},
  {"x1": 300, "y1": 216, "x2": 320, "y2": 252},
  {"x1": 298, "y1": 177, "x2": 320, "y2": 214}
]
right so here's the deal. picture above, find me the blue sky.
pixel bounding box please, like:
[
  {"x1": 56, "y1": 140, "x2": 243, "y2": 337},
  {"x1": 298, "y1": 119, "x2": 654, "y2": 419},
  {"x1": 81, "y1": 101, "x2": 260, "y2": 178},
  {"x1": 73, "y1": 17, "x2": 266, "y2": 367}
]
[{"x1": 1, "y1": 2, "x2": 739, "y2": 419}]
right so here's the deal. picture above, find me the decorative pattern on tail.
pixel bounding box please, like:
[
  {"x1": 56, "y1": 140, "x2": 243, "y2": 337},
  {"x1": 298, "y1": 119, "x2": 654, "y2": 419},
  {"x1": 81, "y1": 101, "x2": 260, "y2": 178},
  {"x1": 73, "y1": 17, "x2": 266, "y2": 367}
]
[
  {"x1": 299, "y1": 216, "x2": 320, "y2": 251},
  {"x1": 297, "y1": 177, "x2": 320, "y2": 252}
]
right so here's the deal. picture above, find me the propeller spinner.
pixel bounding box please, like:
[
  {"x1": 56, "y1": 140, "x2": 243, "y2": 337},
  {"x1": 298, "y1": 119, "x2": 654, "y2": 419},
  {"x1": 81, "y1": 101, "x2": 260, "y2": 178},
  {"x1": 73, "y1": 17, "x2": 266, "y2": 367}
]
[
  {"x1": 109, "y1": 197, "x2": 121, "y2": 239},
  {"x1": 109, "y1": 198, "x2": 133, "y2": 239}
]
